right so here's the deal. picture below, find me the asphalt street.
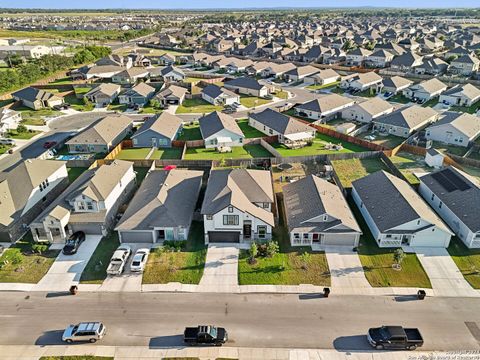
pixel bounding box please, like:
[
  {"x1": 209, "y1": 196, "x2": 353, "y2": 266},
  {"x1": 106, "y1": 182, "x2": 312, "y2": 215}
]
[{"x1": 0, "y1": 292, "x2": 478, "y2": 351}]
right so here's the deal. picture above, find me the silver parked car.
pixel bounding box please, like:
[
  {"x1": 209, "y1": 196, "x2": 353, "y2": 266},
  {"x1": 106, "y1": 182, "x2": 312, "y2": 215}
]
[{"x1": 62, "y1": 322, "x2": 106, "y2": 343}]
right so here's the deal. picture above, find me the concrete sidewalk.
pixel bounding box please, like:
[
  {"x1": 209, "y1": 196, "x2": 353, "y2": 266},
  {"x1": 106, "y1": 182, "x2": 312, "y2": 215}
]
[
  {"x1": 198, "y1": 244, "x2": 240, "y2": 293},
  {"x1": 414, "y1": 247, "x2": 478, "y2": 297},
  {"x1": 0, "y1": 345, "x2": 473, "y2": 360}
]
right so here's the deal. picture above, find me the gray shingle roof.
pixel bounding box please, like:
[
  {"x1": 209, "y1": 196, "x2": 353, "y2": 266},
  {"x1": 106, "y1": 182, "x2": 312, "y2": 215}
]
[
  {"x1": 199, "y1": 111, "x2": 243, "y2": 139},
  {"x1": 296, "y1": 94, "x2": 354, "y2": 114},
  {"x1": 224, "y1": 77, "x2": 265, "y2": 90},
  {"x1": 133, "y1": 112, "x2": 183, "y2": 140},
  {"x1": 374, "y1": 105, "x2": 437, "y2": 129},
  {"x1": 249, "y1": 108, "x2": 312, "y2": 135}
]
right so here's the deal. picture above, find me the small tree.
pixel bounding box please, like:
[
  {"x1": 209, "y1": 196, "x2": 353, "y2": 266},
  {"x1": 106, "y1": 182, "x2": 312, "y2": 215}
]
[
  {"x1": 300, "y1": 251, "x2": 311, "y2": 270},
  {"x1": 32, "y1": 244, "x2": 48, "y2": 255},
  {"x1": 393, "y1": 248, "x2": 406, "y2": 270},
  {"x1": 266, "y1": 241, "x2": 279, "y2": 258},
  {"x1": 248, "y1": 242, "x2": 258, "y2": 265},
  {"x1": 16, "y1": 124, "x2": 27, "y2": 133}
]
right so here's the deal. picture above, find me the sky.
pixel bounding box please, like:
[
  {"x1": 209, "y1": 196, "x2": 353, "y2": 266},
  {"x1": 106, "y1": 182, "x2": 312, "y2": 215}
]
[{"x1": 3, "y1": 0, "x2": 480, "y2": 9}]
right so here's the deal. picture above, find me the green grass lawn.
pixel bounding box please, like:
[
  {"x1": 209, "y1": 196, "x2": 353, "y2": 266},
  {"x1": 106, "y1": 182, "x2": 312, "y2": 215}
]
[
  {"x1": 450, "y1": 100, "x2": 480, "y2": 114},
  {"x1": 80, "y1": 233, "x2": 119, "y2": 284},
  {"x1": 176, "y1": 98, "x2": 223, "y2": 114},
  {"x1": 306, "y1": 81, "x2": 340, "y2": 90},
  {"x1": 356, "y1": 89, "x2": 378, "y2": 98},
  {"x1": 389, "y1": 94, "x2": 411, "y2": 104},
  {"x1": 184, "y1": 145, "x2": 270, "y2": 160},
  {"x1": 116, "y1": 148, "x2": 152, "y2": 160},
  {"x1": 14, "y1": 106, "x2": 62, "y2": 125},
  {"x1": 142, "y1": 222, "x2": 207, "y2": 284},
  {"x1": 67, "y1": 167, "x2": 88, "y2": 183},
  {"x1": 422, "y1": 97, "x2": 439, "y2": 108},
  {"x1": 239, "y1": 95, "x2": 271, "y2": 108},
  {"x1": 272, "y1": 133, "x2": 367, "y2": 157},
  {"x1": 432, "y1": 142, "x2": 469, "y2": 157},
  {"x1": 0, "y1": 233, "x2": 59, "y2": 283},
  {"x1": 238, "y1": 198, "x2": 330, "y2": 286},
  {"x1": 7, "y1": 129, "x2": 40, "y2": 140},
  {"x1": 64, "y1": 94, "x2": 94, "y2": 112},
  {"x1": 134, "y1": 167, "x2": 150, "y2": 184},
  {"x1": 0, "y1": 144, "x2": 13, "y2": 155},
  {"x1": 331, "y1": 157, "x2": 390, "y2": 188},
  {"x1": 331, "y1": 87, "x2": 346, "y2": 95},
  {"x1": 389, "y1": 152, "x2": 430, "y2": 185},
  {"x1": 236, "y1": 119, "x2": 265, "y2": 138},
  {"x1": 244, "y1": 144, "x2": 273, "y2": 158},
  {"x1": 139, "y1": 104, "x2": 162, "y2": 114},
  {"x1": 448, "y1": 237, "x2": 480, "y2": 289},
  {"x1": 351, "y1": 199, "x2": 432, "y2": 288},
  {"x1": 359, "y1": 134, "x2": 405, "y2": 149},
  {"x1": 178, "y1": 123, "x2": 202, "y2": 141},
  {"x1": 274, "y1": 90, "x2": 289, "y2": 99},
  {"x1": 107, "y1": 102, "x2": 128, "y2": 112},
  {"x1": 49, "y1": 77, "x2": 75, "y2": 85},
  {"x1": 151, "y1": 148, "x2": 183, "y2": 159},
  {"x1": 74, "y1": 87, "x2": 91, "y2": 96}
]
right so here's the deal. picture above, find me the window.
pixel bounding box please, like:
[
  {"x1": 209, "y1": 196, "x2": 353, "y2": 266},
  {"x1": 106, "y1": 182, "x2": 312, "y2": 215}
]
[
  {"x1": 87, "y1": 202, "x2": 94, "y2": 210},
  {"x1": 262, "y1": 203, "x2": 269, "y2": 208},
  {"x1": 133, "y1": 138, "x2": 138, "y2": 145},
  {"x1": 439, "y1": 201, "x2": 443, "y2": 209},
  {"x1": 228, "y1": 206, "x2": 233, "y2": 213},
  {"x1": 323, "y1": 215, "x2": 328, "y2": 221},
  {"x1": 258, "y1": 226, "x2": 267, "y2": 239},
  {"x1": 269, "y1": 129, "x2": 273, "y2": 135},
  {"x1": 78, "y1": 202, "x2": 85, "y2": 210},
  {"x1": 206, "y1": 215, "x2": 213, "y2": 220},
  {"x1": 223, "y1": 215, "x2": 239, "y2": 225},
  {"x1": 431, "y1": 194, "x2": 435, "y2": 201},
  {"x1": 303, "y1": 233, "x2": 309, "y2": 239},
  {"x1": 386, "y1": 234, "x2": 392, "y2": 239},
  {"x1": 417, "y1": 220, "x2": 420, "y2": 225}
]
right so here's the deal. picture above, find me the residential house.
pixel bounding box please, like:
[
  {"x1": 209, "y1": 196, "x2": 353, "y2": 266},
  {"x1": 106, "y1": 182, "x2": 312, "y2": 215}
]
[
  {"x1": 112, "y1": 67, "x2": 150, "y2": 85},
  {"x1": 201, "y1": 169, "x2": 275, "y2": 244},
  {"x1": 365, "y1": 49, "x2": 395, "y2": 68},
  {"x1": 439, "y1": 83, "x2": 480, "y2": 107},
  {"x1": 340, "y1": 72, "x2": 383, "y2": 93},
  {"x1": 154, "y1": 84, "x2": 188, "y2": 107},
  {"x1": 0, "y1": 159, "x2": 68, "y2": 242},
  {"x1": 342, "y1": 97, "x2": 394, "y2": 123},
  {"x1": 249, "y1": 108, "x2": 315, "y2": 145},
  {"x1": 116, "y1": 169, "x2": 203, "y2": 243},
  {"x1": 131, "y1": 112, "x2": 183, "y2": 148},
  {"x1": 425, "y1": 111, "x2": 480, "y2": 147},
  {"x1": 84, "y1": 65, "x2": 124, "y2": 80},
  {"x1": 283, "y1": 65, "x2": 319, "y2": 83},
  {"x1": 390, "y1": 52, "x2": 423, "y2": 72},
  {"x1": 202, "y1": 84, "x2": 240, "y2": 106},
  {"x1": 283, "y1": 175, "x2": 362, "y2": 248},
  {"x1": 199, "y1": 111, "x2": 244, "y2": 148},
  {"x1": 352, "y1": 170, "x2": 452, "y2": 248},
  {"x1": 259, "y1": 62, "x2": 296, "y2": 79},
  {"x1": 119, "y1": 82, "x2": 156, "y2": 107},
  {"x1": 160, "y1": 65, "x2": 186, "y2": 82},
  {"x1": 224, "y1": 77, "x2": 269, "y2": 98},
  {"x1": 303, "y1": 69, "x2": 340, "y2": 86},
  {"x1": 0, "y1": 108, "x2": 21, "y2": 135},
  {"x1": 96, "y1": 55, "x2": 132, "y2": 69},
  {"x1": 30, "y1": 160, "x2": 136, "y2": 243},
  {"x1": 345, "y1": 48, "x2": 372, "y2": 66},
  {"x1": 65, "y1": 114, "x2": 132, "y2": 154},
  {"x1": 12, "y1": 87, "x2": 62, "y2": 110},
  {"x1": 373, "y1": 105, "x2": 439, "y2": 138},
  {"x1": 84, "y1": 83, "x2": 121, "y2": 107},
  {"x1": 403, "y1": 78, "x2": 448, "y2": 101},
  {"x1": 418, "y1": 167, "x2": 480, "y2": 248},
  {"x1": 294, "y1": 94, "x2": 355, "y2": 121},
  {"x1": 382, "y1": 76, "x2": 414, "y2": 94},
  {"x1": 449, "y1": 54, "x2": 480, "y2": 76},
  {"x1": 157, "y1": 53, "x2": 176, "y2": 66},
  {"x1": 414, "y1": 57, "x2": 448, "y2": 76}
]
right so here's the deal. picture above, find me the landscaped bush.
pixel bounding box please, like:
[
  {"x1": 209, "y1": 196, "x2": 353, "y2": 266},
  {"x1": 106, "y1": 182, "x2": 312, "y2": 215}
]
[{"x1": 162, "y1": 240, "x2": 187, "y2": 252}]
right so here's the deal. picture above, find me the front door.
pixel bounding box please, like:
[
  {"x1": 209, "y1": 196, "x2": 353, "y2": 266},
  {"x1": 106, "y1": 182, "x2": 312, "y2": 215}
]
[
  {"x1": 401, "y1": 235, "x2": 410, "y2": 245},
  {"x1": 151, "y1": 137, "x2": 157, "y2": 147},
  {"x1": 312, "y1": 233, "x2": 320, "y2": 243},
  {"x1": 158, "y1": 230, "x2": 165, "y2": 240},
  {"x1": 243, "y1": 222, "x2": 252, "y2": 239},
  {"x1": 165, "y1": 229, "x2": 174, "y2": 240}
]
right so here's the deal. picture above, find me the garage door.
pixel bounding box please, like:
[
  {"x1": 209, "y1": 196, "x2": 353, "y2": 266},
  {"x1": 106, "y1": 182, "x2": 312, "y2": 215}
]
[
  {"x1": 208, "y1": 231, "x2": 240, "y2": 243},
  {"x1": 119, "y1": 231, "x2": 153, "y2": 243}
]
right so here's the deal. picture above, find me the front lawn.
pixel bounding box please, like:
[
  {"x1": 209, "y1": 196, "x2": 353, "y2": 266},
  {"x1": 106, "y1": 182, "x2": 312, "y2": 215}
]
[
  {"x1": 0, "y1": 144, "x2": 13, "y2": 155},
  {"x1": 67, "y1": 167, "x2": 88, "y2": 182},
  {"x1": 306, "y1": 81, "x2": 340, "y2": 90},
  {"x1": 80, "y1": 233, "x2": 119, "y2": 284},
  {"x1": 142, "y1": 222, "x2": 207, "y2": 284},
  {"x1": 272, "y1": 133, "x2": 367, "y2": 157},
  {"x1": 151, "y1": 147, "x2": 183, "y2": 159},
  {"x1": 7, "y1": 129, "x2": 40, "y2": 140},
  {"x1": 274, "y1": 90, "x2": 289, "y2": 99},
  {"x1": 116, "y1": 148, "x2": 152, "y2": 160},
  {"x1": 15, "y1": 107, "x2": 62, "y2": 126},
  {"x1": 389, "y1": 94, "x2": 411, "y2": 104},
  {"x1": 236, "y1": 119, "x2": 265, "y2": 138},
  {"x1": 450, "y1": 100, "x2": 480, "y2": 114},
  {"x1": 176, "y1": 98, "x2": 223, "y2": 114},
  {"x1": 0, "y1": 233, "x2": 59, "y2": 283},
  {"x1": 239, "y1": 95, "x2": 271, "y2": 108},
  {"x1": 331, "y1": 157, "x2": 390, "y2": 188},
  {"x1": 178, "y1": 123, "x2": 202, "y2": 141},
  {"x1": 238, "y1": 199, "x2": 330, "y2": 286},
  {"x1": 64, "y1": 94, "x2": 94, "y2": 112},
  {"x1": 422, "y1": 97, "x2": 439, "y2": 108},
  {"x1": 351, "y1": 199, "x2": 432, "y2": 288},
  {"x1": 448, "y1": 237, "x2": 480, "y2": 289}
]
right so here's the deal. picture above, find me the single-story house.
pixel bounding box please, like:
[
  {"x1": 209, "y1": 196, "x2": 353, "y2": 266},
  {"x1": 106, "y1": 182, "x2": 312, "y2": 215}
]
[
  {"x1": 294, "y1": 94, "x2": 355, "y2": 121},
  {"x1": 259, "y1": 62, "x2": 296, "y2": 78},
  {"x1": 154, "y1": 84, "x2": 188, "y2": 107},
  {"x1": 199, "y1": 111, "x2": 244, "y2": 148},
  {"x1": 283, "y1": 175, "x2": 362, "y2": 248},
  {"x1": 201, "y1": 84, "x2": 240, "y2": 106},
  {"x1": 65, "y1": 114, "x2": 132, "y2": 153},
  {"x1": 12, "y1": 87, "x2": 62, "y2": 110},
  {"x1": 283, "y1": 65, "x2": 319, "y2": 83},
  {"x1": 131, "y1": 112, "x2": 183, "y2": 148},
  {"x1": 201, "y1": 169, "x2": 275, "y2": 244},
  {"x1": 303, "y1": 69, "x2": 341, "y2": 86},
  {"x1": 0, "y1": 159, "x2": 69, "y2": 242},
  {"x1": 116, "y1": 169, "x2": 203, "y2": 243},
  {"x1": 249, "y1": 108, "x2": 315, "y2": 145},
  {"x1": 112, "y1": 67, "x2": 150, "y2": 85},
  {"x1": 342, "y1": 97, "x2": 394, "y2": 123},
  {"x1": 340, "y1": 72, "x2": 383, "y2": 93},
  {"x1": 373, "y1": 105, "x2": 439, "y2": 138},
  {"x1": 119, "y1": 82, "x2": 156, "y2": 106},
  {"x1": 403, "y1": 78, "x2": 448, "y2": 101},
  {"x1": 382, "y1": 76, "x2": 414, "y2": 94},
  {"x1": 352, "y1": 170, "x2": 452, "y2": 248},
  {"x1": 439, "y1": 83, "x2": 480, "y2": 107},
  {"x1": 30, "y1": 160, "x2": 136, "y2": 243},
  {"x1": 84, "y1": 83, "x2": 121, "y2": 107},
  {"x1": 224, "y1": 77, "x2": 269, "y2": 98},
  {"x1": 418, "y1": 167, "x2": 480, "y2": 248},
  {"x1": 157, "y1": 52, "x2": 176, "y2": 66},
  {"x1": 425, "y1": 111, "x2": 480, "y2": 147},
  {"x1": 160, "y1": 65, "x2": 186, "y2": 82}
]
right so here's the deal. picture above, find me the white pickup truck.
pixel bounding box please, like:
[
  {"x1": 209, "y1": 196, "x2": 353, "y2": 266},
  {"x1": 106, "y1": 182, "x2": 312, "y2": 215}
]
[{"x1": 106, "y1": 245, "x2": 132, "y2": 275}]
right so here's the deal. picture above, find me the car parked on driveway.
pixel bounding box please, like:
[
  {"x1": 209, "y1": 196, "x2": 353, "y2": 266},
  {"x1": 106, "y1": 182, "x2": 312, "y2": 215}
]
[
  {"x1": 62, "y1": 231, "x2": 86, "y2": 255},
  {"x1": 62, "y1": 322, "x2": 106, "y2": 343},
  {"x1": 0, "y1": 138, "x2": 16, "y2": 146},
  {"x1": 106, "y1": 244, "x2": 131, "y2": 275},
  {"x1": 130, "y1": 248, "x2": 149, "y2": 272}
]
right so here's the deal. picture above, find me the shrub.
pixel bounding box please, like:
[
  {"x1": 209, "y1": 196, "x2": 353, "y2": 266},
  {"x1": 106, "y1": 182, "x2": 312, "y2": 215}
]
[
  {"x1": 9, "y1": 252, "x2": 23, "y2": 265},
  {"x1": 266, "y1": 241, "x2": 279, "y2": 257},
  {"x1": 16, "y1": 124, "x2": 27, "y2": 133},
  {"x1": 300, "y1": 251, "x2": 311, "y2": 270},
  {"x1": 32, "y1": 244, "x2": 48, "y2": 255},
  {"x1": 163, "y1": 240, "x2": 185, "y2": 252},
  {"x1": 248, "y1": 242, "x2": 258, "y2": 264}
]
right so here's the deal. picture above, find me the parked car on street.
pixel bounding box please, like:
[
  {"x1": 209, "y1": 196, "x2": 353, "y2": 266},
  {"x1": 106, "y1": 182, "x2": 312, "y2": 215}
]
[
  {"x1": 130, "y1": 248, "x2": 149, "y2": 272},
  {"x1": 184, "y1": 325, "x2": 228, "y2": 346},
  {"x1": 62, "y1": 231, "x2": 86, "y2": 255},
  {"x1": 367, "y1": 326, "x2": 423, "y2": 350},
  {"x1": 62, "y1": 322, "x2": 106, "y2": 343},
  {"x1": 106, "y1": 245, "x2": 132, "y2": 275}
]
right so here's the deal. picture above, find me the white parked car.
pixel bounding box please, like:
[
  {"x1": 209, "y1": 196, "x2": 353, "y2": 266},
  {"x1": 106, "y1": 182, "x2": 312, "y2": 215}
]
[
  {"x1": 0, "y1": 138, "x2": 16, "y2": 146},
  {"x1": 106, "y1": 244, "x2": 132, "y2": 275},
  {"x1": 130, "y1": 248, "x2": 150, "y2": 272}
]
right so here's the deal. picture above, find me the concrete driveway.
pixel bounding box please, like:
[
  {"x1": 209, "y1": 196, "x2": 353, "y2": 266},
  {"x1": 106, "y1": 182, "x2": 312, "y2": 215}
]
[
  {"x1": 35, "y1": 235, "x2": 102, "y2": 292},
  {"x1": 324, "y1": 246, "x2": 372, "y2": 293},
  {"x1": 414, "y1": 247, "x2": 478, "y2": 297},
  {"x1": 99, "y1": 243, "x2": 152, "y2": 292},
  {"x1": 198, "y1": 244, "x2": 239, "y2": 292}
]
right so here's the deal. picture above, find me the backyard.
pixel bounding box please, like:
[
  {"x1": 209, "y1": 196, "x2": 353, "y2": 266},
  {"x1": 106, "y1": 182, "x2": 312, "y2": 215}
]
[
  {"x1": 116, "y1": 147, "x2": 183, "y2": 160},
  {"x1": 184, "y1": 144, "x2": 271, "y2": 160},
  {"x1": 142, "y1": 222, "x2": 207, "y2": 284},
  {"x1": 67, "y1": 167, "x2": 88, "y2": 182},
  {"x1": 389, "y1": 152, "x2": 431, "y2": 185},
  {"x1": 448, "y1": 238, "x2": 480, "y2": 289},
  {"x1": 176, "y1": 98, "x2": 223, "y2": 114},
  {"x1": 358, "y1": 133, "x2": 405, "y2": 149},
  {"x1": 331, "y1": 156, "x2": 390, "y2": 188},
  {"x1": 0, "y1": 233, "x2": 59, "y2": 283},
  {"x1": 237, "y1": 200, "x2": 331, "y2": 286},
  {"x1": 239, "y1": 95, "x2": 271, "y2": 108},
  {"x1": 271, "y1": 133, "x2": 367, "y2": 157},
  {"x1": 236, "y1": 118, "x2": 265, "y2": 138},
  {"x1": 178, "y1": 123, "x2": 202, "y2": 141},
  {"x1": 80, "y1": 233, "x2": 119, "y2": 284}
]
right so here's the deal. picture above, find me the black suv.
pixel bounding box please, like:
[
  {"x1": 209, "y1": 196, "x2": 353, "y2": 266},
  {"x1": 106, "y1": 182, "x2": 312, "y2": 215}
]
[{"x1": 62, "y1": 232, "x2": 86, "y2": 255}]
